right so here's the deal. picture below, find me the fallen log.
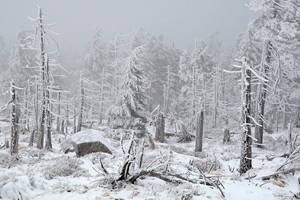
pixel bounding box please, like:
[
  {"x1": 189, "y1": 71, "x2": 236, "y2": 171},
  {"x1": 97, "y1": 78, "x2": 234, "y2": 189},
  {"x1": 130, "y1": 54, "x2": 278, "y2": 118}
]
[{"x1": 261, "y1": 168, "x2": 298, "y2": 181}]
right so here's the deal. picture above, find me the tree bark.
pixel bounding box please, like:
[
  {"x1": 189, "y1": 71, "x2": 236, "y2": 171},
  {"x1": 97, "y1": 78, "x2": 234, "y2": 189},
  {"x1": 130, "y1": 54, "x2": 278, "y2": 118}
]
[
  {"x1": 73, "y1": 107, "x2": 76, "y2": 133},
  {"x1": 98, "y1": 67, "x2": 105, "y2": 125},
  {"x1": 65, "y1": 104, "x2": 69, "y2": 134},
  {"x1": 240, "y1": 61, "x2": 252, "y2": 174},
  {"x1": 77, "y1": 78, "x2": 84, "y2": 132},
  {"x1": 155, "y1": 113, "x2": 165, "y2": 143},
  {"x1": 45, "y1": 57, "x2": 52, "y2": 150},
  {"x1": 56, "y1": 91, "x2": 61, "y2": 133},
  {"x1": 223, "y1": 128, "x2": 230, "y2": 144},
  {"x1": 288, "y1": 123, "x2": 293, "y2": 155},
  {"x1": 255, "y1": 40, "x2": 271, "y2": 147},
  {"x1": 195, "y1": 110, "x2": 204, "y2": 152},
  {"x1": 37, "y1": 8, "x2": 46, "y2": 149},
  {"x1": 10, "y1": 81, "x2": 19, "y2": 155}
]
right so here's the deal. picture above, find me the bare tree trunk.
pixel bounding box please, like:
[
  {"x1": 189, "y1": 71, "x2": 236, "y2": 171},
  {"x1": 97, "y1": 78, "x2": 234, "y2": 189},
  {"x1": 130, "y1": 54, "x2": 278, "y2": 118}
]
[
  {"x1": 45, "y1": 57, "x2": 52, "y2": 150},
  {"x1": 213, "y1": 80, "x2": 218, "y2": 128},
  {"x1": 77, "y1": 78, "x2": 84, "y2": 132},
  {"x1": 255, "y1": 40, "x2": 271, "y2": 147},
  {"x1": 155, "y1": 113, "x2": 165, "y2": 143},
  {"x1": 37, "y1": 8, "x2": 46, "y2": 149},
  {"x1": 276, "y1": 108, "x2": 279, "y2": 133},
  {"x1": 37, "y1": 70, "x2": 46, "y2": 149},
  {"x1": 288, "y1": 123, "x2": 293, "y2": 155},
  {"x1": 29, "y1": 130, "x2": 35, "y2": 146},
  {"x1": 61, "y1": 120, "x2": 65, "y2": 135},
  {"x1": 240, "y1": 61, "x2": 252, "y2": 174},
  {"x1": 163, "y1": 65, "x2": 171, "y2": 116},
  {"x1": 283, "y1": 105, "x2": 288, "y2": 129},
  {"x1": 65, "y1": 104, "x2": 69, "y2": 134},
  {"x1": 73, "y1": 107, "x2": 76, "y2": 133},
  {"x1": 192, "y1": 64, "x2": 196, "y2": 121},
  {"x1": 98, "y1": 67, "x2": 105, "y2": 125},
  {"x1": 10, "y1": 81, "x2": 19, "y2": 155},
  {"x1": 223, "y1": 128, "x2": 230, "y2": 144},
  {"x1": 195, "y1": 110, "x2": 204, "y2": 152},
  {"x1": 34, "y1": 77, "x2": 39, "y2": 141},
  {"x1": 56, "y1": 91, "x2": 61, "y2": 133},
  {"x1": 24, "y1": 80, "x2": 30, "y2": 131}
]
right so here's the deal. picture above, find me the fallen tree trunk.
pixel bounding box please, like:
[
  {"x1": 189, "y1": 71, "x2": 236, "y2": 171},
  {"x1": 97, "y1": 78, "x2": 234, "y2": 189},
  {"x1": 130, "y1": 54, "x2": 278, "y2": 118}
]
[{"x1": 261, "y1": 168, "x2": 299, "y2": 181}]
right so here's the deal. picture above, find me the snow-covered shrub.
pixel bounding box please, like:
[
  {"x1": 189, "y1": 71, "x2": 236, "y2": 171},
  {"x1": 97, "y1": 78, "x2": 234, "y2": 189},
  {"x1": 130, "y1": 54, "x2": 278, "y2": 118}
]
[
  {"x1": 52, "y1": 181, "x2": 88, "y2": 194},
  {"x1": 192, "y1": 155, "x2": 222, "y2": 173},
  {"x1": 220, "y1": 153, "x2": 238, "y2": 161},
  {"x1": 0, "y1": 182, "x2": 29, "y2": 200},
  {"x1": 0, "y1": 153, "x2": 19, "y2": 168},
  {"x1": 170, "y1": 145, "x2": 193, "y2": 156},
  {"x1": 43, "y1": 158, "x2": 88, "y2": 179},
  {"x1": 171, "y1": 183, "x2": 205, "y2": 200}
]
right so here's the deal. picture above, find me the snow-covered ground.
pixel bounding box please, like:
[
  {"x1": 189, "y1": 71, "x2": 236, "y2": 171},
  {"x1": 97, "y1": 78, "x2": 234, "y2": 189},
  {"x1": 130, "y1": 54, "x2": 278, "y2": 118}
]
[{"x1": 0, "y1": 122, "x2": 299, "y2": 200}]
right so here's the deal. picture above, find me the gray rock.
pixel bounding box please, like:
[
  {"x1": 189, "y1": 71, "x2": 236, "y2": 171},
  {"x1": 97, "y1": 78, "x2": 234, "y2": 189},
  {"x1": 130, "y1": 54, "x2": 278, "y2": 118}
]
[{"x1": 71, "y1": 129, "x2": 113, "y2": 157}]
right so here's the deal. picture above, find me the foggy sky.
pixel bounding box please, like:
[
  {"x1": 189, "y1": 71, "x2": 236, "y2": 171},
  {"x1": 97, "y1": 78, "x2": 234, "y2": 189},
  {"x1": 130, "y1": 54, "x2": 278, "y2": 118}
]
[{"x1": 0, "y1": 0, "x2": 256, "y2": 56}]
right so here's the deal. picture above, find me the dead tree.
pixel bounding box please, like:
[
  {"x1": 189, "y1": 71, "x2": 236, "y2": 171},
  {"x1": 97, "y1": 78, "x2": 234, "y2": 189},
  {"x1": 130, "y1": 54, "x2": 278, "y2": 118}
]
[
  {"x1": 73, "y1": 107, "x2": 76, "y2": 133},
  {"x1": 24, "y1": 80, "x2": 30, "y2": 131},
  {"x1": 10, "y1": 81, "x2": 20, "y2": 155},
  {"x1": 223, "y1": 128, "x2": 230, "y2": 144},
  {"x1": 56, "y1": 91, "x2": 61, "y2": 133},
  {"x1": 155, "y1": 113, "x2": 165, "y2": 143},
  {"x1": 239, "y1": 58, "x2": 252, "y2": 174},
  {"x1": 36, "y1": 8, "x2": 46, "y2": 149},
  {"x1": 255, "y1": 40, "x2": 272, "y2": 147},
  {"x1": 288, "y1": 123, "x2": 293, "y2": 156},
  {"x1": 33, "y1": 76, "x2": 39, "y2": 144},
  {"x1": 98, "y1": 67, "x2": 105, "y2": 125},
  {"x1": 77, "y1": 78, "x2": 84, "y2": 132},
  {"x1": 195, "y1": 110, "x2": 204, "y2": 152},
  {"x1": 45, "y1": 57, "x2": 52, "y2": 150},
  {"x1": 65, "y1": 104, "x2": 69, "y2": 134}
]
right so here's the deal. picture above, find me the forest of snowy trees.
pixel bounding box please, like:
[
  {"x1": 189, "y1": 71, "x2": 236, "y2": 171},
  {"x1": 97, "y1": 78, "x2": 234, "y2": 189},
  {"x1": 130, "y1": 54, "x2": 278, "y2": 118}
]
[{"x1": 1, "y1": 0, "x2": 300, "y2": 199}]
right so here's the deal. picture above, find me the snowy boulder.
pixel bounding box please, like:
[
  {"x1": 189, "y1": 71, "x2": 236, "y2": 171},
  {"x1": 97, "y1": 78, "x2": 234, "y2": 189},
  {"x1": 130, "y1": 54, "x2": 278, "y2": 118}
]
[{"x1": 71, "y1": 129, "x2": 113, "y2": 157}]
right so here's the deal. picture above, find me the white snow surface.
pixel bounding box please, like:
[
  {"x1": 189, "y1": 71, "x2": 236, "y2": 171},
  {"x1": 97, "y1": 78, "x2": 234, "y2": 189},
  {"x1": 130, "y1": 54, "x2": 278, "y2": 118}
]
[{"x1": 0, "y1": 122, "x2": 299, "y2": 200}]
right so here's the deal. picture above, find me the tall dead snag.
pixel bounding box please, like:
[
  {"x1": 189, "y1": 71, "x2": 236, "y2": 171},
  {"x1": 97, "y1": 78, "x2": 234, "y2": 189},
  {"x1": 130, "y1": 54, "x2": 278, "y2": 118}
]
[
  {"x1": 37, "y1": 7, "x2": 46, "y2": 149},
  {"x1": 195, "y1": 110, "x2": 204, "y2": 152},
  {"x1": 77, "y1": 78, "x2": 84, "y2": 132},
  {"x1": 73, "y1": 107, "x2": 76, "y2": 133},
  {"x1": 288, "y1": 123, "x2": 293, "y2": 156},
  {"x1": 33, "y1": 76, "x2": 39, "y2": 145},
  {"x1": 24, "y1": 80, "x2": 30, "y2": 131},
  {"x1": 98, "y1": 67, "x2": 105, "y2": 125},
  {"x1": 155, "y1": 113, "x2": 165, "y2": 143},
  {"x1": 56, "y1": 91, "x2": 61, "y2": 133},
  {"x1": 255, "y1": 40, "x2": 271, "y2": 147},
  {"x1": 64, "y1": 104, "x2": 69, "y2": 134},
  {"x1": 239, "y1": 58, "x2": 252, "y2": 174},
  {"x1": 10, "y1": 81, "x2": 20, "y2": 155},
  {"x1": 45, "y1": 57, "x2": 52, "y2": 150}
]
